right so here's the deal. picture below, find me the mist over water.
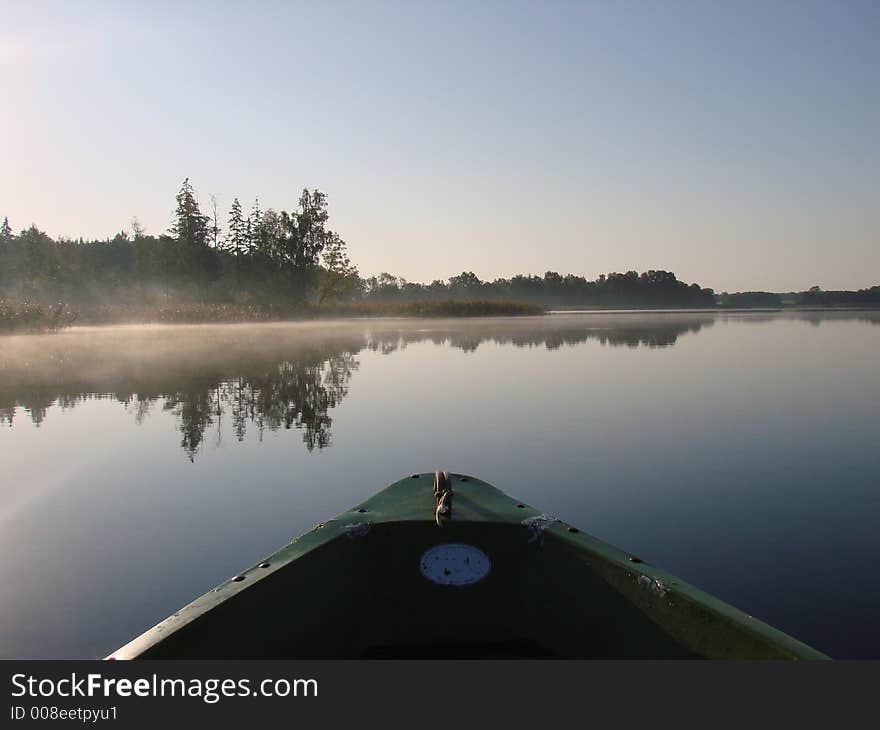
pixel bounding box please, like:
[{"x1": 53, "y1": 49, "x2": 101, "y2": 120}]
[{"x1": 1, "y1": 311, "x2": 878, "y2": 658}]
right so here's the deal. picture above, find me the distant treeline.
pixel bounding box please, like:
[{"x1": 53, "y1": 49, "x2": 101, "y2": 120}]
[
  {"x1": 789, "y1": 285, "x2": 880, "y2": 307},
  {"x1": 359, "y1": 269, "x2": 716, "y2": 307},
  {"x1": 717, "y1": 291, "x2": 785, "y2": 307},
  {"x1": 717, "y1": 286, "x2": 880, "y2": 308},
  {"x1": 358, "y1": 273, "x2": 880, "y2": 309},
  {"x1": 0, "y1": 179, "x2": 711, "y2": 310},
  {"x1": 0, "y1": 184, "x2": 714, "y2": 309},
  {"x1": 1, "y1": 179, "x2": 878, "y2": 316}
]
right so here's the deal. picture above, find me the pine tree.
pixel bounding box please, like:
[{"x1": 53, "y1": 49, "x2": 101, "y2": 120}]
[
  {"x1": 224, "y1": 198, "x2": 247, "y2": 255},
  {"x1": 248, "y1": 198, "x2": 263, "y2": 257},
  {"x1": 0, "y1": 217, "x2": 10, "y2": 287},
  {"x1": 251, "y1": 197, "x2": 262, "y2": 228},
  {"x1": 169, "y1": 178, "x2": 210, "y2": 249}
]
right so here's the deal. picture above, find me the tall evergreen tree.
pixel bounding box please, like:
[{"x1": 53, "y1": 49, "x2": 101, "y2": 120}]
[
  {"x1": 169, "y1": 178, "x2": 210, "y2": 249},
  {"x1": 244, "y1": 217, "x2": 253, "y2": 256},
  {"x1": 248, "y1": 198, "x2": 262, "y2": 256},
  {"x1": 0, "y1": 216, "x2": 10, "y2": 289},
  {"x1": 224, "y1": 198, "x2": 247, "y2": 255}
]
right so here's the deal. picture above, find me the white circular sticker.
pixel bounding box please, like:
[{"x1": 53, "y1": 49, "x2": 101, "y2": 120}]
[{"x1": 419, "y1": 543, "x2": 491, "y2": 586}]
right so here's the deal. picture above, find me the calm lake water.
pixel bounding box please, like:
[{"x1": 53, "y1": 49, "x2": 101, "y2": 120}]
[{"x1": 1, "y1": 311, "x2": 878, "y2": 659}]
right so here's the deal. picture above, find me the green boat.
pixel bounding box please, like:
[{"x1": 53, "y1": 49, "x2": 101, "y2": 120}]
[{"x1": 110, "y1": 472, "x2": 828, "y2": 659}]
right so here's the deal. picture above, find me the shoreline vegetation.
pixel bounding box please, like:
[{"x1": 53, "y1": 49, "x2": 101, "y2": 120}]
[
  {"x1": 3, "y1": 299, "x2": 880, "y2": 333},
  {"x1": 0, "y1": 299, "x2": 547, "y2": 332},
  {"x1": 2, "y1": 178, "x2": 878, "y2": 332}
]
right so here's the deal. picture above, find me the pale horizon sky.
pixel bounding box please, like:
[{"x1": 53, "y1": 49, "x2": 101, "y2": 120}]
[{"x1": 2, "y1": 0, "x2": 878, "y2": 292}]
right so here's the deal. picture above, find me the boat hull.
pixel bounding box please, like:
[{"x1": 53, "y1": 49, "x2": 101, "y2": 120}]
[{"x1": 109, "y1": 473, "x2": 828, "y2": 659}]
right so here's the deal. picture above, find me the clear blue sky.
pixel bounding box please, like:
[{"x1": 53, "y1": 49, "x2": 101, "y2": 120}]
[{"x1": 2, "y1": 0, "x2": 878, "y2": 291}]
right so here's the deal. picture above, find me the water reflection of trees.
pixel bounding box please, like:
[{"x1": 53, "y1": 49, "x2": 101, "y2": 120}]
[
  {"x1": 719, "y1": 310, "x2": 880, "y2": 328},
  {"x1": 0, "y1": 311, "x2": 793, "y2": 459},
  {"x1": 364, "y1": 313, "x2": 714, "y2": 354},
  {"x1": 0, "y1": 316, "x2": 713, "y2": 456},
  {"x1": 0, "y1": 325, "x2": 362, "y2": 460},
  {"x1": 0, "y1": 357, "x2": 358, "y2": 460},
  {"x1": 159, "y1": 355, "x2": 357, "y2": 459}
]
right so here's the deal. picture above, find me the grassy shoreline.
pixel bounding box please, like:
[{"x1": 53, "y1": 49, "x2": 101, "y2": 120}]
[
  {"x1": 0, "y1": 299, "x2": 546, "y2": 332},
  {"x1": 4, "y1": 299, "x2": 878, "y2": 333}
]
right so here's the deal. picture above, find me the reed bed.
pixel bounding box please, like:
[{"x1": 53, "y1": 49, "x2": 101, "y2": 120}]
[{"x1": 0, "y1": 299, "x2": 545, "y2": 331}]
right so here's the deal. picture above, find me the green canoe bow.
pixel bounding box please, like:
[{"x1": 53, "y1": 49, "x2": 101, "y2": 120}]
[{"x1": 110, "y1": 473, "x2": 829, "y2": 659}]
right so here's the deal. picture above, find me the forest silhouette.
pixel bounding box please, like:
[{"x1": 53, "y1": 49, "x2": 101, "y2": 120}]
[
  {"x1": 0, "y1": 179, "x2": 717, "y2": 316},
  {"x1": 3, "y1": 180, "x2": 878, "y2": 329}
]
